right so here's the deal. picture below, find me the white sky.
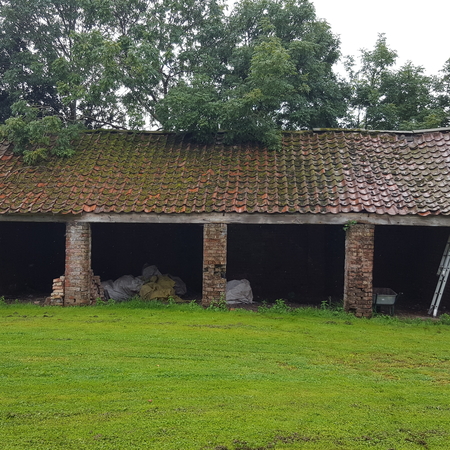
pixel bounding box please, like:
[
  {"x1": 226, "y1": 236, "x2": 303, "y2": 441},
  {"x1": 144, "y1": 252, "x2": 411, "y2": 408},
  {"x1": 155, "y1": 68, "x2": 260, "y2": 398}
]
[
  {"x1": 226, "y1": 0, "x2": 450, "y2": 76},
  {"x1": 312, "y1": 0, "x2": 450, "y2": 75}
]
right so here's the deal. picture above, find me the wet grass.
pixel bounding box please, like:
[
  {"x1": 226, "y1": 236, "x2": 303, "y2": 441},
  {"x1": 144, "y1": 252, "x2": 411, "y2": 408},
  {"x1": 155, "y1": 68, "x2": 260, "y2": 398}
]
[{"x1": 1, "y1": 301, "x2": 449, "y2": 449}]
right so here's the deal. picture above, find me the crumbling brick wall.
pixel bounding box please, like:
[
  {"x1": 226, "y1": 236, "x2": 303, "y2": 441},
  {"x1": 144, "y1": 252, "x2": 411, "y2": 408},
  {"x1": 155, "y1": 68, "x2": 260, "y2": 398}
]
[
  {"x1": 202, "y1": 223, "x2": 227, "y2": 305},
  {"x1": 64, "y1": 222, "x2": 92, "y2": 305},
  {"x1": 343, "y1": 224, "x2": 375, "y2": 317},
  {"x1": 47, "y1": 272, "x2": 104, "y2": 306},
  {"x1": 49, "y1": 276, "x2": 65, "y2": 305}
]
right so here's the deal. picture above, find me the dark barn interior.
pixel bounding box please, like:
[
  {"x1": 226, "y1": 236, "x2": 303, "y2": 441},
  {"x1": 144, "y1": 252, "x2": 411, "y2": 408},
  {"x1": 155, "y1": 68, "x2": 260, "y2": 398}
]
[
  {"x1": 0, "y1": 221, "x2": 449, "y2": 312},
  {"x1": 91, "y1": 223, "x2": 204, "y2": 296},
  {"x1": 227, "y1": 224, "x2": 345, "y2": 304},
  {"x1": 373, "y1": 225, "x2": 450, "y2": 312},
  {"x1": 0, "y1": 222, "x2": 66, "y2": 296}
]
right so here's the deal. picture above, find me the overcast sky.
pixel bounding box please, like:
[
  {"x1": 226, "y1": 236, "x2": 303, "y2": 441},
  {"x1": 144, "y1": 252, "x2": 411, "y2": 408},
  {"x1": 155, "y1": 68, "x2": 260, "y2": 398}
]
[
  {"x1": 226, "y1": 0, "x2": 450, "y2": 76},
  {"x1": 312, "y1": 0, "x2": 450, "y2": 75}
]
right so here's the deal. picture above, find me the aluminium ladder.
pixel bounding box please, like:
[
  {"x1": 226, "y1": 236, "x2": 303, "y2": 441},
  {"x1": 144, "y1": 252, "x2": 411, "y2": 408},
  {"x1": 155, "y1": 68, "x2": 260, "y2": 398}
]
[{"x1": 429, "y1": 234, "x2": 450, "y2": 317}]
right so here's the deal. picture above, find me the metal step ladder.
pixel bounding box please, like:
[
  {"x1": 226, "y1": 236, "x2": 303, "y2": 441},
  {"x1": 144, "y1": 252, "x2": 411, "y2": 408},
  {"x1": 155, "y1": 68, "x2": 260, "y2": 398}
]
[{"x1": 429, "y1": 234, "x2": 450, "y2": 317}]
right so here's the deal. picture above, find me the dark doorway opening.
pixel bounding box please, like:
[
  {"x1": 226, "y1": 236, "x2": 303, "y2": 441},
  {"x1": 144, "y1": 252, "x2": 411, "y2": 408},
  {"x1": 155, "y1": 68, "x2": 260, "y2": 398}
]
[
  {"x1": 373, "y1": 226, "x2": 450, "y2": 312},
  {"x1": 0, "y1": 222, "x2": 65, "y2": 296},
  {"x1": 227, "y1": 224, "x2": 345, "y2": 305},
  {"x1": 2, "y1": 220, "x2": 448, "y2": 314},
  {"x1": 91, "y1": 223, "x2": 203, "y2": 297}
]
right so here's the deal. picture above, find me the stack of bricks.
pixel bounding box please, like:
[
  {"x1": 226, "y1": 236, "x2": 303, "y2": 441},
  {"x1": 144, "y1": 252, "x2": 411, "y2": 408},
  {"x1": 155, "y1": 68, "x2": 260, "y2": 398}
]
[
  {"x1": 202, "y1": 223, "x2": 227, "y2": 306},
  {"x1": 47, "y1": 276, "x2": 65, "y2": 305},
  {"x1": 64, "y1": 222, "x2": 92, "y2": 305},
  {"x1": 90, "y1": 274, "x2": 105, "y2": 304},
  {"x1": 343, "y1": 224, "x2": 375, "y2": 317},
  {"x1": 47, "y1": 271, "x2": 105, "y2": 306}
]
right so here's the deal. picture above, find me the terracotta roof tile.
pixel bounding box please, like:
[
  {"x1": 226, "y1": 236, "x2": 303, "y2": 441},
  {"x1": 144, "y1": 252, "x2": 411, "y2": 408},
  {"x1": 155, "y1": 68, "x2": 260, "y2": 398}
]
[{"x1": 1, "y1": 129, "x2": 450, "y2": 216}]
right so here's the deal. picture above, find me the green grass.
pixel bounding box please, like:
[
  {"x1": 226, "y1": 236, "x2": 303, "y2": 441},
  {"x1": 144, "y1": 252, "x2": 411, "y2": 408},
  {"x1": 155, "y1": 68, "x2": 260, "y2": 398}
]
[{"x1": 1, "y1": 301, "x2": 449, "y2": 449}]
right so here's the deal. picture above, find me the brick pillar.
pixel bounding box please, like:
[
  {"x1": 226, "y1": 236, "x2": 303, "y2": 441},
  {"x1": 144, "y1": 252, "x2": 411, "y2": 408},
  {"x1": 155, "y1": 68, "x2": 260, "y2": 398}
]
[
  {"x1": 343, "y1": 224, "x2": 375, "y2": 317},
  {"x1": 64, "y1": 222, "x2": 92, "y2": 306},
  {"x1": 202, "y1": 223, "x2": 227, "y2": 306}
]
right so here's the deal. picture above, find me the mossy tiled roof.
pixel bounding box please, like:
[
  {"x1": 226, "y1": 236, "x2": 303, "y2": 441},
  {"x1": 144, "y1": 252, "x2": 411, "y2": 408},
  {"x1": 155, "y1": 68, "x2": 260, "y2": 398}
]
[{"x1": 1, "y1": 129, "x2": 450, "y2": 216}]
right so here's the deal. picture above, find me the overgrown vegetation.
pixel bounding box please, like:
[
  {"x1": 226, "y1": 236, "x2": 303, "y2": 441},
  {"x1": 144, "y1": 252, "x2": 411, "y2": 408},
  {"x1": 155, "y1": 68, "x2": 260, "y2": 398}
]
[
  {"x1": 0, "y1": 0, "x2": 346, "y2": 155},
  {"x1": 3, "y1": 1, "x2": 450, "y2": 160},
  {"x1": 1, "y1": 302, "x2": 449, "y2": 449},
  {"x1": 344, "y1": 33, "x2": 450, "y2": 130},
  {"x1": 0, "y1": 101, "x2": 82, "y2": 163}
]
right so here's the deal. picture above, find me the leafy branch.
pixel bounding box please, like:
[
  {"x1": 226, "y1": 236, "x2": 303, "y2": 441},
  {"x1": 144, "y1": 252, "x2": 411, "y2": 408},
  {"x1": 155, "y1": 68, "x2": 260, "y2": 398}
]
[{"x1": 0, "y1": 101, "x2": 83, "y2": 164}]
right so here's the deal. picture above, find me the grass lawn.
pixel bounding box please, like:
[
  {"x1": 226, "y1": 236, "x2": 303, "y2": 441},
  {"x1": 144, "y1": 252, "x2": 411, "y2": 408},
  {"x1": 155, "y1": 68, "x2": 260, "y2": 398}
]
[{"x1": 1, "y1": 300, "x2": 449, "y2": 449}]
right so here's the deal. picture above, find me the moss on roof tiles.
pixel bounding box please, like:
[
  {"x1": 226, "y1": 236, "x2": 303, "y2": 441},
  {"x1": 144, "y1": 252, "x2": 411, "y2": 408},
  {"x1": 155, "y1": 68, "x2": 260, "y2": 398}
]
[{"x1": 0, "y1": 130, "x2": 450, "y2": 216}]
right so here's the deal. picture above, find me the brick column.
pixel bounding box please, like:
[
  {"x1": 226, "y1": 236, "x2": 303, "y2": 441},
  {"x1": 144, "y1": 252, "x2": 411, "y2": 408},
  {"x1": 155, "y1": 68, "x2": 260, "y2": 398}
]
[
  {"x1": 64, "y1": 222, "x2": 92, "y2": 306},
  {"x1": 202, "y1": 223, "x2": 227, "y2": 306},
  {"x1": 343, "y1": 224, "x2": 375, "y2": 317}
]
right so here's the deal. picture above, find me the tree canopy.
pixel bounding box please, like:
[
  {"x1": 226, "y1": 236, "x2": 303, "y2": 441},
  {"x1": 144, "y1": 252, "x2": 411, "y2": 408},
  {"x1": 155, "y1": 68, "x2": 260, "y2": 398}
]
[
  {"x1": 344, "y1": 34, "x2": 449, "y2": 130},
  {"x1": 156, "y1": 0, "x2": 347, "y2": 149},
  {"x1": 1, "y1": 1, "x2": 450, "y2": 161}
]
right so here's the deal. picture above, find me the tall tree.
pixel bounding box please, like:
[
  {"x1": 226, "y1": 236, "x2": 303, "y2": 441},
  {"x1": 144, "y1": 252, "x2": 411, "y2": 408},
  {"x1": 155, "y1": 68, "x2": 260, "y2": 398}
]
[
  {"x1": 0, "y1": 0, "x2": 65, "y2": 123},
  {"x1": 0, "y1": 0, "x2": 129, "y2": 161},
  {"x1": 1, "y1": 0, "x2": 347, "y2": 156},
  {"x1": 0, "y1": 0, "x2": 228, "y2": 128},
  {"x1": 345, "y1": 34, "x2": 448, "y2": 130},
  {"x1": 432, "y1": 58, "x2": 450, "y2": 127},
  {"x1": 0, "y1": 0, "x2": 151, "y2": 128},
  {"x1": 157, "y1": 0, "x2": 348, "y2": 148}
]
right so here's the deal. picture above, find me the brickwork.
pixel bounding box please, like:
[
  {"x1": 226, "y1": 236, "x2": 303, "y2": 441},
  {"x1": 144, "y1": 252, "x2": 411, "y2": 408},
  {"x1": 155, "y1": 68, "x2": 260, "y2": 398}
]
[
  {"x1": 344, "y1": 224, "x2": 375, "y2": 317},
  {"x1": 64, "y1": 222, "x2": 92, "y2": 305},
  {"x1": 90, "y1": 274, "x2": 105, "y2": 304},
  {"x1": 46, "y1": 271, "x2": 105, "y2": 306},
  {"x1": 202, "y1": 223, "x2": 227, "y2": 305},
  {"x1": 48, "y1": 276, "x2": 65, "y2": 306}
]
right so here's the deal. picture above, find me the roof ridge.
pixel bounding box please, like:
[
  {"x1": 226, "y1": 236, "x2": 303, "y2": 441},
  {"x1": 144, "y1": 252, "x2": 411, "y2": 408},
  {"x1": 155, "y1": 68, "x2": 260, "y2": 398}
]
[
  {"x1": 83, "y1": 129, "x2": 176, "y2": 135},
  {"x1": 311, "y1": 127, "x2": 450, "y2": 135},
  {"x1": 72, "y1": 128, "x2": 450, "y2": 139}
]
